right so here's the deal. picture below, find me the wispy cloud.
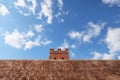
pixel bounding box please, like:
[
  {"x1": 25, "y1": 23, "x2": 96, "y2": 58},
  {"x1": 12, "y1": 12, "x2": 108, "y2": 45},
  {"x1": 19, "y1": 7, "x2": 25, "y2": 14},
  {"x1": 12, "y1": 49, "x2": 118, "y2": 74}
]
[
  {"x1": 38, "y1": 0, "x2": 53, "y2": 24},
  {"x1": 59, "y1": 39, "x2": 69, "y2": 50},
  {"x1": 14, "y1": 0, "x2": 37, "y2": 16},
  {"x1": 41, "y1": 39, "x2": 52, "y2": 46},
  {"x1": 14, "y1": 0, "x2": 27, "y2": 8},
  {"x1": 68, "y1": 21, "x2": 106, "y2": 43},
  {"x1": 14, "y1": 0, "x2": 67, "y2": 24},
  {"x1": 0, "y1": 4, "x2": 9, "y2": 16},
  {"x1": 70, "y1": 51, "x2": 76, "y2": 57},
  {"x1": 34, "y1": 24, "x2": 43, "y2": 32},
  {"x1": 92, "y1": 51, "x2": 116, "y2": 60},
  {"x1": 68, "y1": 31, "x2": 83, "y2": 40},
  {"x1": 71, "y1": 44, "x2": 76, "y2": 49},
  {"x1": 24, "y1": 35, "x2": 40, "y2": 50},
  {"x1": 28, "y1": 0, "x2": 37, "y2": 15},
  {"x1": 58, "y1": 0, "x2": 63, "y2": 11},
  {"x1": 102, "y1": 0, "x2": 120, "y2": 7}
]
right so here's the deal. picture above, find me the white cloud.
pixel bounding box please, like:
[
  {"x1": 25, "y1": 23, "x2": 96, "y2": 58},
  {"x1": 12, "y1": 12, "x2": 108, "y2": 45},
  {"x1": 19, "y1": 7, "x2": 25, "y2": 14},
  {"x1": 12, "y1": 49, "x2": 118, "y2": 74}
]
[
  {"x1": 26, "y1": 31, "x2": 35, "y2": 38},
  {"x1": 102, "y1": 53, "x2": 115, "y2": 60},
  {"x1": 92, "y1": 51, "x2": 116, "y2": 60},
  {"x1": 14, "y1": 0, "x2": 37, "y2": 16},
  {"x1": 34, "y1": 24, "x2": 43, "y2": 32},
  {"x1": 41, "y1": 40, "x2": 52, "y2": 46},
  {"x1": 58, "y1": 0, "x2": 63, "y2": 10},
  {"x1": 102, "y1": 0, "x2": 120, "y2": 7},
  {"x1": 4, "y1": 29, "x2": 26, "y2": 49},
  {"x1": 118, "y1": 56, "x2": 120, "y2": 60},
  {"x1": 106, "y1": 28, "x2": 120, "y2": 53},
  {"x1": 59, "y1": 39, "x2": 69, "y2": 50},
  {"x1": 83, "y1": 22, "x2": 105, "y2": 42},
  {"x1": 28, "y1": 0, "x2": 37, "y2": 14},
  {"x1": 19, "y1": 10, "x2": 30, "y2": 16},
  {"x1": 70, "y1": 51, "x2": 76, "y2": 57},
  {"x1": 24, "y1": 35, "x2": 41, "y2": 50},
  {"x1": 14, "y1": 0, "x2": 67, "y2": 24},
  {"x1": 14, "y1": 0, "x2": 27, "y2": 8},
  {"x1": 60, "y1": 19, "x2": 64, "y2": 23},
  {"x1": 4, "y1": 29, "x2": 52, "y2": 50},
  {"x1": 92, "y1": 52, "x2": 102, "y2": 60},
  {"x1": 24, "y1": 40, "x2": 35, "y2": 50},
  {"x1": 92, "y1": 27, "x2": 120, "y2": 60},
  {"x1": 71, "y1": 44, "x2": 76, "y2": 49},
  {"x1": 0, "y1": 4, "x2": 9, "y2": 16},
  {"x1": 38, "y1": 0, "x2": 53, "y2": 24},
  {"x1": 68, "y1": 21, "x2": 105, "y2": 43},
  {"x1": 68, "y1": 31, "x2": 83, "y2": 40}
]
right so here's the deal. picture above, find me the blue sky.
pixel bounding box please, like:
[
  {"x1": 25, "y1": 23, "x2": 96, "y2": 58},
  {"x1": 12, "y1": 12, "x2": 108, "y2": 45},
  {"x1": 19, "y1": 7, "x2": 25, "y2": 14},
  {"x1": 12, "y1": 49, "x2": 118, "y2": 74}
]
[{"x1": 0, "y1": 0, "x2": 120, "y2": 60}]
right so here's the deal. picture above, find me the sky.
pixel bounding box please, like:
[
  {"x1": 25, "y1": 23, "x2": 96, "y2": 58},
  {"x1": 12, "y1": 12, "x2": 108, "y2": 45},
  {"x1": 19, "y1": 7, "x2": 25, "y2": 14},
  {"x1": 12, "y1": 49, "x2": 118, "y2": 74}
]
[{"x1": 0, "y1": 0, "x2": 120, "y2": 60}]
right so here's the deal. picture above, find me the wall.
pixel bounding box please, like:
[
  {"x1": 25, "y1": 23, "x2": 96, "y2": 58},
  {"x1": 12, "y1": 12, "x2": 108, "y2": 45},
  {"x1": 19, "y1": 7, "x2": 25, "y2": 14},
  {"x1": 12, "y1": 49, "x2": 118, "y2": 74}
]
[{"x1": 0, "y1": 60, "x2": 120, "y2": 80}]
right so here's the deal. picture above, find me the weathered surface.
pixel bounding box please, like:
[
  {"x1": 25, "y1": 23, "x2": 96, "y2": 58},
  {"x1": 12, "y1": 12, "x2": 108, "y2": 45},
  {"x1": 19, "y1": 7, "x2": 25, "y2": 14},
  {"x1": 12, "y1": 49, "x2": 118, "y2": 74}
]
[{"x1": 0, "y1": 60, "x2": 120, "y2": 80}]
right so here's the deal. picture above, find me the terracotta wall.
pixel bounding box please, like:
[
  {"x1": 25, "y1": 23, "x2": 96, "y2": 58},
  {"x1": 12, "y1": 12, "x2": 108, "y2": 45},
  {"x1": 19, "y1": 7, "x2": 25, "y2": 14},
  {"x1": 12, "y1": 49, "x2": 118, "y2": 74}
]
[{"x1": 49, "y1": 48, "x2": 69, "y2": 60}]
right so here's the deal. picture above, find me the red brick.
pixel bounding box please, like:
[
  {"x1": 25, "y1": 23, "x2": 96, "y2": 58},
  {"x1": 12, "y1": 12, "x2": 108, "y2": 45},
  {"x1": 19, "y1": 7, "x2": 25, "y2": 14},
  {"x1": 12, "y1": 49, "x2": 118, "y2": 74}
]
[{"x1": 49, "y1": 48, "x2": 69, "y2": 60}]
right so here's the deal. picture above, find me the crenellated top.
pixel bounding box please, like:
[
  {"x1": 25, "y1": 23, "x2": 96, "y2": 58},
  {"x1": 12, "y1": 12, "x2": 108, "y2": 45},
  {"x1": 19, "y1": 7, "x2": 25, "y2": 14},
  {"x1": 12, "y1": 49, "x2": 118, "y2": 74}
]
[{"x1": 50, "y1": 48, "x2": 68, "y2": 54}]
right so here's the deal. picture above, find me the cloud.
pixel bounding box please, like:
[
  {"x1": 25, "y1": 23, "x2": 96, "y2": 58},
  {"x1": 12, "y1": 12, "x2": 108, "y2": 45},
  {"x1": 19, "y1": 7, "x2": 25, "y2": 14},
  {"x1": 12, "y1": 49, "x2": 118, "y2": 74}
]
[
  {"x1": 26, "y1": 30, "x2": 35, "y2": 38},
  {"x1": 0, "y1": 4, "x2": 9, "y2": 16},
  {"x1": 41, "y1": 39, "x2": 52, "y2": 46},
  {"x1": 105, "y1": 28, "x2": 120, "y2": 53},
  {"x1": 83, "y1": 22, "x2": 105, "y2": 42},
  {"x1": 28, "y1": 0, "x2": 37, "y2": 15},
  {"x1": 68, "y1": 31, "x2": 83, "y2": 41},
  {"x1": 71, "y1": 44, "x2": 76, "y2": 49},
  {"x1": 34, "y1": 24, "x2": 43, "y2": 32},
  {"x1": 14, "y1": 0, "x2": 27, "y2": 8},
  {"x1": 58, "y1": 0, "x2": 63, "y2": 10},
  {"x1": 4, "y1": 29, "x2": 26, "y2": 49},
  {"x1": 92, "y1": 52, "x2": 102, "y2": 60},
  {"x1": 92, "y1": 27, "x2": 120, "y2": 60},
  {"x1": 38, "y1": 0, "x2": 53, "y2": 24},
  {"x1": 92, "y1": 51, "x2": 116, "y2": 60},
  {"x1": 14, "y1": 0, "x2": 37, "y2": 16},
  {"x1": 70, "y1": 51, "x2": 76, "y2": 57},
  {"x1": 19, "y1": 10, "x2": 30, "y2": 16},
  {"x1": 4, "y1": 29, "x2": 52, "y2": 50},
  {"x1": 59, "y1": 39, "x2": 69, "y2": 50},
  {"x1": 14, "y1": 0, "x2": 67, "y2": 24},
  {"x1": 102, "y1": 0, "x2": 120, "y2": 7},
  {"x1": 68, "y1": 21, "x2": 106, "y2": 43},
  {"x1": 118, "y1": 56, "x2": 120, "y2": 60},
  {"x1": 60, "y1": 19, "x2": 64, "y2": 23},
  {"x1": 24, "y1": 35, "x2": 40, "y2": 50}
]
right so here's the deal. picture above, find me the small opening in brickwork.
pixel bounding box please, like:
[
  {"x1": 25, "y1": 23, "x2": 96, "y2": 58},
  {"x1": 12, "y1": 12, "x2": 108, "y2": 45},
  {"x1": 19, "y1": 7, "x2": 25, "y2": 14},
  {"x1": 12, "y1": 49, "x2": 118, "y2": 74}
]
[
  {"x1": 62, "y1": 57, "x2": 64, "y2": 60},
  {"x1": 54, "y1": 57, "x2": 56, "y2": 60}
]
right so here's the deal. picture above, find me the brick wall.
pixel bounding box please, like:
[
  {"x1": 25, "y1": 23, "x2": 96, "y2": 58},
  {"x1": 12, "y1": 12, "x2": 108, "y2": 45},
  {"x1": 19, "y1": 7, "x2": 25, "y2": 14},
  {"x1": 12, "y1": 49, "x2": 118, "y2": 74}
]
[
  {"x1": 49, "y1": 48, "x2": 69, "y2": 60},
  {"x1": 0, "y1": 60, "x2": 120, "y2": 80}
]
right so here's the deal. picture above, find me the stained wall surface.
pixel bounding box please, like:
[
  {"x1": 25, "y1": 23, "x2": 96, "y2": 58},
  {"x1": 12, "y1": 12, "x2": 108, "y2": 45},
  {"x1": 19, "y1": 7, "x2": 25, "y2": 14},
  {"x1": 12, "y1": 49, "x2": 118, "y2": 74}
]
[{"x1": 0, "y1": 60, "x2": 120, "y2": 80}]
